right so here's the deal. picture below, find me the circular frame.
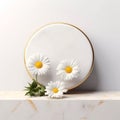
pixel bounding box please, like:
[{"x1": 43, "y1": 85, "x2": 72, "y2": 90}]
[{"x1": 24, "y1": 22, "x2": 94, "y2": 90}]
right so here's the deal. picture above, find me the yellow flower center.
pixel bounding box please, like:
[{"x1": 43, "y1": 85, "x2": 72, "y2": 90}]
[
  {"x1": 52, "y1": 88, "x2": 59, "y2": 93},
  {"x1": 34, "y1": 61, "x2": 43, "y2": 68},
  {"x1": 65, "y1": 66, "x2": 73, "y2": 73}
]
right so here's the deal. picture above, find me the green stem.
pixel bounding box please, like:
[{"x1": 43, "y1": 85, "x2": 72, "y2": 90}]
[
  {"x1": 35, "y1": 74, "x2": 38, "y2": 81},
  {"x1": 33, "y1": 74, "x2": 45, "y2": 88}
]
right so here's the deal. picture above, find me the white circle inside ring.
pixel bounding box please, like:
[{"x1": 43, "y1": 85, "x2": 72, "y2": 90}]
[{"x1": 24, "y1": 22, "x2": 94, "y2": 90}]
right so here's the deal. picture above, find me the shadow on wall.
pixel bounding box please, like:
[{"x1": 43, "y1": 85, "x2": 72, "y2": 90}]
[{"x1": 73, "y1": 59, "x2": 101, "y2": 91}]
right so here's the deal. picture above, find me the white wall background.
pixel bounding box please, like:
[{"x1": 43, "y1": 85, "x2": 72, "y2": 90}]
[{"x1": 0, "y1": 0, "x2": 120, "y2": 91}]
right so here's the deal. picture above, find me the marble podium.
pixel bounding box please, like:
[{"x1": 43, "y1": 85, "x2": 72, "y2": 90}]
[{"x1": 0, "y1": 91, "x2": 120, "y2": 120}]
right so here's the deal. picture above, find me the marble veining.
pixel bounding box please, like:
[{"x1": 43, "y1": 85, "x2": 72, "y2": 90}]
[
  {"x1": 27, "y1": 99, "x2": 38, "y2": 111},
  {"x1": 0, "y1": 91, "x2": 120, "y2": 120},
  {"x1": 11, "y1": 102, "x2": 22, "y2": 112}
]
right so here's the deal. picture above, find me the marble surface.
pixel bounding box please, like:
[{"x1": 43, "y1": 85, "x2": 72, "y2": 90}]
[
  {"x1": 0, "y1": 91, "x2": 120, "y2": 100},
  {"x1": 0, "y1": 91, "x2": 120, "y2": 120}
]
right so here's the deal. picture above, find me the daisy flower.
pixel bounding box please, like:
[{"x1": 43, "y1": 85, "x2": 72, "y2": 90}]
[
  {"x1": 27, "y1": 53, "x2": 50, "y2": 76},
  {"x1": 56, "y1": 59, "x2": 80, "y2": 81},
  {"x1": 45, "y1": 81, "x2": 67, "y2": 98}
]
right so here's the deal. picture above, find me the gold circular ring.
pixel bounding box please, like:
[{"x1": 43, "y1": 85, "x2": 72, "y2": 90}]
[{"x1": 24, "y1": 22, "x2": 94, "y2": 90}]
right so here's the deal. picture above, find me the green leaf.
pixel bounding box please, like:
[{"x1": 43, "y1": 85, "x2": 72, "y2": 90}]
[
  {"x1": 25, "y1": 80, "x2": 46, "y2": 97},
  {"x1": 25, "y1": 91, "x2": 30, "y2": 95},
  {"x1": 31, "y1": 81, "x2": 37, "y2": 88}
]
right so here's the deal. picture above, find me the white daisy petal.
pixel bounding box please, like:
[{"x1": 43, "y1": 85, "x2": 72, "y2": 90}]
[
  {"x1": 27, "y1": 53, "x2": 50, "y2": 76},
  {"x1": 56, "y1": 59, "x2": 80, "y2": 81},
  {"x1": 45, "y1": 81, "x2": 67, "y2": 98}
]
